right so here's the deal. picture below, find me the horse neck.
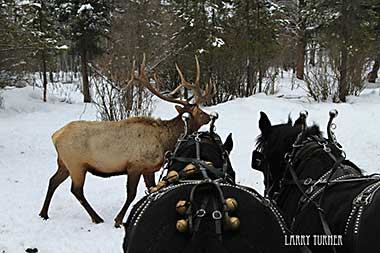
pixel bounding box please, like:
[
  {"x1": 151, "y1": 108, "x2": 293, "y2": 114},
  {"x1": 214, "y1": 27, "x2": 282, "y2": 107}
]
[{"x1": 275, "y1": 145, "x2": 338, "y2": 222}]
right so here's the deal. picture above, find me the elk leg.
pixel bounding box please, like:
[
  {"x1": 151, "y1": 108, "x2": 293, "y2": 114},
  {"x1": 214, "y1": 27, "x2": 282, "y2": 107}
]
[
  {"x1": 114, "y1": 171, "x2": 141, "y2": 227},
  {"x1": 39, "y1": 160, "x2": 69, "y2": 219},
  {"x1": 70, "y1": 171, "x2": 104, "y2": 224},
  {"x1": 143, "y1": 172, "x2": 156, "y2": 189}
]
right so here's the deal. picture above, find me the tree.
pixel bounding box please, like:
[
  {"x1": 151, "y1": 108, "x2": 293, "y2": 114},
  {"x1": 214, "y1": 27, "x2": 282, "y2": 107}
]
[
  {"x1": 18, "y1": 0, "x2": 59, "y2": 101},
  {"x1": 54, "y1": 0, "x2": 112, "y2": 103}
]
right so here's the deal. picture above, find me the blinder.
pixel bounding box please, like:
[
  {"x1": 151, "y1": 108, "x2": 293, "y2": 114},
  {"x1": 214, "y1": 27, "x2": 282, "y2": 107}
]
[{"x1": 251, "y1": 150, "x2": 265, "y2": 172}]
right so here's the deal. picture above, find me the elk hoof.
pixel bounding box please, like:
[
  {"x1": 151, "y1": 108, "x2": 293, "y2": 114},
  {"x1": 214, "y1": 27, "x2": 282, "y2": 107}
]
[
  {"x1": 92, "y1": 217, "x2": 104, "y2": 224},
  {"x1": 114, "y1": 221, "x2": 123, "y2": 228},
  {"x1": 39, "y1": 213, "x2": 49, "y2": 220}
]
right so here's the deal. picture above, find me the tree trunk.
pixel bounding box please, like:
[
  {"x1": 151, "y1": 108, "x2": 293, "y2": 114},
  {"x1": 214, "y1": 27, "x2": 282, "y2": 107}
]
[
  {"x1": 338, "y1": 1, "x2": 349, "y2": 103},
  {"x1": 258, "y1": 62, "x2": 263, "y2": 93},
  {"x1": 42, "y1": 52, "x2": 47, "y2": 102},
  {"x1": 256, "y1": 2, "x2": 262, "y2": 93},
  {"x1": 309, "y1": 42, "x2": 316, "y2": 66},
  {"x1": 339, "y1": 46, "x2": 348, "y2": 102},
  {"x1": 246, "y1": 57, "x2": 252, "y2": 96},
  {"x1": 49, "y1": 71, "x2": 54, "y2": 83},
  {"x1": 245, "y1": 0, "x2": 252, "y2": 96},
  {"x1": 296, "y1": 0, "x2": 306, "y2": 80},
  {"x1": 368, "y1": 57, "x2": 380, "y2": 83},
  {"x1": 80, "y1": 50, "x2": 91, "y2": 103},
  {"x1": 296, "y1": 34, "x2": 306, "y2": 80}
]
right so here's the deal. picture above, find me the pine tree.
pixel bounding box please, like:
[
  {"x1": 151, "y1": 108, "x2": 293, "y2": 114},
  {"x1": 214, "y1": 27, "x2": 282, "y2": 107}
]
[
  {"x1": 54, "y1": 0, "x2": 112, "y2": 103},
  {"x1": 312, "y1": 0, "x2": 378, "y2": 101},
  {"x1": 18, "y1": 0, "x2": 59, "y2": 101}
]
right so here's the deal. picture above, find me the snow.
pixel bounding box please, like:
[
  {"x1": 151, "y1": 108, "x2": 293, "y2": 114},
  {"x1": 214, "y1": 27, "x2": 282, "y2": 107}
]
[
  {"x1": 1, "y1": 78, "x2": 380, "y2": 252},
  {"x1": 77, "y1": 4, "x2": 93, "y2": 14},
  {"x1": 211, "y1": 37, "x2": 225, "y2": 47},
  {"x1": 56, "y1": 45, "x2": 69, "y2": 50}
]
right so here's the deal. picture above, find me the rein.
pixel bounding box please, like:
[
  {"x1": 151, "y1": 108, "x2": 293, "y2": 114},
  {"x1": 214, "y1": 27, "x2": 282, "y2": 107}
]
[
  {"x1": 281, "y1": 135, "x2": 344, "y2": 253},
  {"x1": 274, "y1": 134, "x2": 379, "y2": 253}
]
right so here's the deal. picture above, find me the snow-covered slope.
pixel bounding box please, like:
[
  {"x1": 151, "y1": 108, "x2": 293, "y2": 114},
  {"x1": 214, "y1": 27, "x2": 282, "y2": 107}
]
[{"x1": 1, "y1": 84, "x2": 380, "y2": 252}]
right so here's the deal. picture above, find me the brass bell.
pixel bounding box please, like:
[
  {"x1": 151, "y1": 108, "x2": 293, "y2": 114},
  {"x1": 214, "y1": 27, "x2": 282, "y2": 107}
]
[
  {"x1": 176, "y1": 219, "x2": 189, "y2": 232},
  {"x1": 166, "y1": 170, "x2": 179, "y2": 183},
  {"x1": 156, "y1": 180, "x2": 167, "y2": 189},
  {"x1": 228, "y1": 216, "x2": 240, "y2": 231},
  {"x1": 176, "y1": 200, "x2": 188, "y2": 215},
  {"x1": 225, "y1": 198, "x2": 238, "y2": 212},
  {"x1": 183, "y1": 164, "x2": 197, "y2": 175},
  {"x1": 149, "y1": 186, "x2": 158, "y2": 193},
  {"x1": 205, "y1": 161, "x2": 213, "y2": 167}
]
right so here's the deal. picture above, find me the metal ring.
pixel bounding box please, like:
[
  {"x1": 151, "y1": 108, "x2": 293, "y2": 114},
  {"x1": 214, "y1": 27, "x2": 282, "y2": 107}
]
[
  {"x1": 305, "y1": 187, "x2": 314, "y2": 195},
  {"x1": 196, "y1": 209, "x2": 206, "y2": 217},
  {"x1": 212, "y1": 210, "x2": 222, "y2": 220},
  {"x1": 304, "y1": 178, "x2": 313, "y2": 185},
  {"x1": 323, "y1": 146, "x2": 331, "y2": 153}
]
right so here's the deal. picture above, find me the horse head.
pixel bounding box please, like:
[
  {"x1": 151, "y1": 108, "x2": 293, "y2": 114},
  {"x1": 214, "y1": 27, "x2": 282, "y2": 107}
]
[
  {"x1": 168, "y1": 131, "x2": 235, "y2": 182},
  {"x1": 253, "y1": 111, "x2": 322, "y2": 198}
]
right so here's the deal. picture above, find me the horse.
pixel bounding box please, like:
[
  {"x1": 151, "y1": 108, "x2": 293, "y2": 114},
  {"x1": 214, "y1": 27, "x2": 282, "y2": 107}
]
[
  {"x1": 123, "y1": 130, "x2": 304, "y2": 253},
  {"x1": 252, "y1": 111, "x2": 380, "y2": 253}
]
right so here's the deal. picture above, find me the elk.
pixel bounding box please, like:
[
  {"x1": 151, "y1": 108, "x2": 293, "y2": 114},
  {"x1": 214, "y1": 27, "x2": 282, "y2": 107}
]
[{"x1": 39, "y1": 57, "x2": 215, "y2": 227}]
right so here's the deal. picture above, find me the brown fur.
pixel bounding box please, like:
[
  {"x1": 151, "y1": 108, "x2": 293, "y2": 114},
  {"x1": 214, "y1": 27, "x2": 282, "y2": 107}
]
[{"x1": 39, "y1": 105, "x2": 210, "y2": 227}]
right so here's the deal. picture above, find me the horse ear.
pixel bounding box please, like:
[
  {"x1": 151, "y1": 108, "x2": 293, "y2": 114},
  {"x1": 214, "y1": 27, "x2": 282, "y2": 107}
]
[
  {"x1": 294, "y1": 116, "x2": 303, "y2": 126},
  {"x1": 224, "y1": 133, "x2": 233, "y2": 154},
  {"x1": 287, "y1": 114, "x2": 292, "y2": 125},
  {"x1": 259, "y1": 112, "x2": 272, "y2": 135}
]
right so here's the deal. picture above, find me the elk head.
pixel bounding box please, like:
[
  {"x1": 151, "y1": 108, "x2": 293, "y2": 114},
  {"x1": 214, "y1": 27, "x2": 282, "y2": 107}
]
[{"x1": 131, "y1": 56, "x2": 215, "y2": 133}]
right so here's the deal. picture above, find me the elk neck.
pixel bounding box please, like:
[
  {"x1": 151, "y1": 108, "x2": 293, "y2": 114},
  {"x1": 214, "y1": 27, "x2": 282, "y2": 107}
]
[{"x1": 160, "y1": 114, "x2": 188, "y2": 151}]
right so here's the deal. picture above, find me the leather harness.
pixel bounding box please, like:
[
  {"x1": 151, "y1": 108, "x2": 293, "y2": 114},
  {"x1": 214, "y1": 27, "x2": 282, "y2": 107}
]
[
  {"x1": 128, "y1": 131, "x2": 297, "y2": 249},
  {"x1": 258, "y1": 134, "x2": 380, "y2": 253}
]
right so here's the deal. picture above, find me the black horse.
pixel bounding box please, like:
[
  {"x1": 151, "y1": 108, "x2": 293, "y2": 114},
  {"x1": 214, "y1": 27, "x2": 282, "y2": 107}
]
[
  {"x1": 252, "y1": 111, "x2": 380, "y2": 253},
  {"x1": 124, "y1": 131, "x2": 303, "y2": 253}
]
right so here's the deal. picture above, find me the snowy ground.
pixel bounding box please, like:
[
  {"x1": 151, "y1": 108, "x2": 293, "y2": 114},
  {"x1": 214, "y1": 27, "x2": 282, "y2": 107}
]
[{"x1": 1, "y1": 79, "x2": 380, "y2": 253}]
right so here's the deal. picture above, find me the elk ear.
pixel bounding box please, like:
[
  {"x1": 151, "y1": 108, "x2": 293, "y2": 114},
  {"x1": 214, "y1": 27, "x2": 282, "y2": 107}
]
[
  {"x1": 175, "y1": 105, "x2": 184, "y2": 113},
  {"x1": 224, "y1": 133, "x2": 233, "y2": 154},
  {"x1": 259, "y1": 112, "x2": 271, "y2": 135}
]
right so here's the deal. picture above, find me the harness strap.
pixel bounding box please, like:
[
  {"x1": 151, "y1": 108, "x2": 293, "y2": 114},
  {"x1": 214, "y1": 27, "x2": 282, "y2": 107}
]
[
  {"x1": 285, "y1": 176, "x2": 379, "y2": 186},
  {"x1": 287, "y1": 139, "x2": 345, "y2": 253},
  {"x1": 191, "y1": 196, "x2": 209, "y2": 234},
  {"x1": 212, "y1": 197, "x2": 223, "y2": 241},
  {"x1": 171, "y1": 156, "x2": 227, "y2": 179},
  {"x1": 188, "y1": 181, "x2": 227, "y2": 241},
  {"x1": 343, "y1": 179, "x2": 380, "y2": 251}
]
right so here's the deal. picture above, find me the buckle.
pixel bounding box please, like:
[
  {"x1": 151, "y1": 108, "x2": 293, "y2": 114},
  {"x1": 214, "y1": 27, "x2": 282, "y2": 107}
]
[
  {"x1": 212, "y1": 210, "x2": 222, "y2": 220},
  {"x1": 196, "y1": 209, "x2": 206, "y2": 217},
  {"x1": 305, "y1": 186, "x2": 314, "y2": 195},
  {"x1": 304, "y1": 178, "x2": 313, "y2": 185},
  {"x1": 355, "y1": 192, "x2": 372, "y2": 206}
]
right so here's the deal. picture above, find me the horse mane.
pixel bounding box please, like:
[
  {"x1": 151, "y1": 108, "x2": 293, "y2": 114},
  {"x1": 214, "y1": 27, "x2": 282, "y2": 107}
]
[
  {"x1": 255, "y1": 123, "x2": 322, "y2": 152},
  {"x1": 302, "y1": 125, "x2": 322, "y2": 138},
  {"x1": 255, "y1": 134, "x2": 266, "y2": 152}
]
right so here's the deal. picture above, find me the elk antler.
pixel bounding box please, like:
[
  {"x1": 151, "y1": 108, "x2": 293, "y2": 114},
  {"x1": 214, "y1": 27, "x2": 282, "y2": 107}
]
[
  {"x1": 170, "y1": 56, "x2": 215, "y2": 105},
  {"x1": 130, "y1": 56, "x2": 190, "y2": 107}
]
